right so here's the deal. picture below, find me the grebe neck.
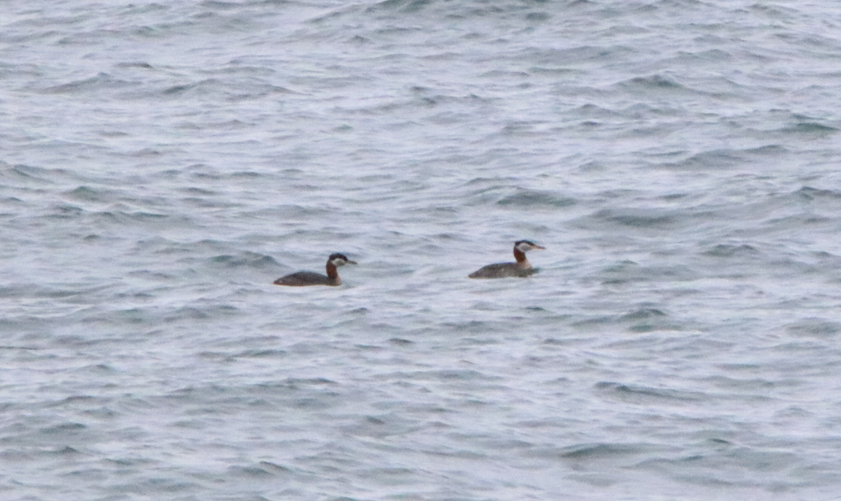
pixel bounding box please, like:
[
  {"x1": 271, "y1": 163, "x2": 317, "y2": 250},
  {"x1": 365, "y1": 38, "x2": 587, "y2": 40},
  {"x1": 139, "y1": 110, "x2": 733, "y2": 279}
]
[
  {"x1": 513, "y1": 248, "x2": 531, "y2": 268},
  {"x1": 326, "y1": 262, "x2": 341, "y2": 284}
]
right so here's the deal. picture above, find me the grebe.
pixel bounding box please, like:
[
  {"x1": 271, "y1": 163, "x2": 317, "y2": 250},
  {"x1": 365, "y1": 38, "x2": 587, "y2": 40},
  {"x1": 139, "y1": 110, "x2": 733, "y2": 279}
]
[
  {"x1": 468, "y1": 240, "x2": 545, "y2": 279},
  {"x1": 273, "y1": 253, "x2": 357, "y2": 286}
]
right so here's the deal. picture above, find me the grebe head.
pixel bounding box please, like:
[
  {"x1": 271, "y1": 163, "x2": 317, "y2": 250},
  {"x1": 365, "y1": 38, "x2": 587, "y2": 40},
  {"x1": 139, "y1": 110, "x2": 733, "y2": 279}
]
[
  {"x1": 515, "y1": 240, "x2": 545, "y2": 252},
  {"x1": 328, "y1": 253, "x2": 357, "y2": 267}
]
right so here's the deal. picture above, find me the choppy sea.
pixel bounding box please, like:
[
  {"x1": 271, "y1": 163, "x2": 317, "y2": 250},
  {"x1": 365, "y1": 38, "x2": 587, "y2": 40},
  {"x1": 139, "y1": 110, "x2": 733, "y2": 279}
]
[{"x1": 3, "y1": 0, "x2": 841, "y2": 499}]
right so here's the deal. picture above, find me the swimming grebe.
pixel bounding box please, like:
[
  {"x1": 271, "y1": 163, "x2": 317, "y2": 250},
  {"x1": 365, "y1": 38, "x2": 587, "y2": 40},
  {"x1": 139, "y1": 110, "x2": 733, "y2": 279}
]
[
  {"x1": 273, "y1": 253, "x2": 357, "y2": 286},
  {"x1": 468, "y1": 240, "x2": 545, "y2": 279}
]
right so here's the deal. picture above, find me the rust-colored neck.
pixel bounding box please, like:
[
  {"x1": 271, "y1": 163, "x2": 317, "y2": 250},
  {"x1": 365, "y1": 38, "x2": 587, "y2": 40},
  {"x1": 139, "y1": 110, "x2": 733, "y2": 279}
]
[
  {"x1": 513, "y1": 247, "x2": 531, "y2": 268},
  {"x1": 325, "y1": 261, "x2": 341, "y2": 284},
  {"x1": 326, "y1": 262, "x2": 338, "y2": 279}
]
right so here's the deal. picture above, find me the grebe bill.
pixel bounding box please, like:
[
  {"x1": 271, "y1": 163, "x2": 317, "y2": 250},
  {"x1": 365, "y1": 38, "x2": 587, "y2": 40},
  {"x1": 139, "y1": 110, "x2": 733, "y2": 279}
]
[
  {"x1": 468, "y1": 240, "x2": 545, "y2": 279},
  {"x1": 273, "y1": 253, "x2": 357, "y2": 286}
]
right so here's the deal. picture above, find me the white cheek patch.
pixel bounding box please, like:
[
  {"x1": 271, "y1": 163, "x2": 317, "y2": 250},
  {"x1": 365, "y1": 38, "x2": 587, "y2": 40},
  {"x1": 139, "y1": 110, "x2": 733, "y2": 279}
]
[
  {"x1": 516, "y1": 243, "x2": 532, "y2": 252},
  {"x1": 331, "y1": 258, "x2": 346, "y2": 267}
]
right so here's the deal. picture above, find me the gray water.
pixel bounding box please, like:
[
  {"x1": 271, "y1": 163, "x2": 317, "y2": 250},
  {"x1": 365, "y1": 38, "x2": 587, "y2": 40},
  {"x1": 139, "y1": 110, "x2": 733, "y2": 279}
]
[{"x1": 2, "y1": 0, "x2": 841, "y2": 499}]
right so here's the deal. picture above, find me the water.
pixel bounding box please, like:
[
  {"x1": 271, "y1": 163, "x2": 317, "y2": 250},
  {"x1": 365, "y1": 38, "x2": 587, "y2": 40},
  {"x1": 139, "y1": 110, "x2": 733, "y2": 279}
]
[{"x1": 2, "y1": 0, "x2": 841, "y2": 499}]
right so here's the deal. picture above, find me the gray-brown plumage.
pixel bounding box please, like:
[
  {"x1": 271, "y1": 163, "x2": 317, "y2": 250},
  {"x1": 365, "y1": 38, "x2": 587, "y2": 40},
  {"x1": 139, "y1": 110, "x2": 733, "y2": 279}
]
[
  {"x1": 468, "y1": 240, "x2": 545, "y2": 279},
  {"x1": 273, "y1": 253, "x2": 356, "y2": 286}
]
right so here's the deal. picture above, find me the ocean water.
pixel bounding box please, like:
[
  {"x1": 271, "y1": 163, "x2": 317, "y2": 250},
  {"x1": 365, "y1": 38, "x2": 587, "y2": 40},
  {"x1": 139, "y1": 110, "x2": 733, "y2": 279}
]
[{"x1": 2, "y1": 0, "x2": 841, "y2": 499}]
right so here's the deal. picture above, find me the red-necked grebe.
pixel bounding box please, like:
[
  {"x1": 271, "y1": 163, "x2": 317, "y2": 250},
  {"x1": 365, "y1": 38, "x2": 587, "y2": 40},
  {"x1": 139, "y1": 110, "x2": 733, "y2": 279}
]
[
  {"x1": 273, "y1": 253, "x2": 357, "y2": 286},
  {"x1": 468, "y1": 240, "x2": 545, "y2": 279}
]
